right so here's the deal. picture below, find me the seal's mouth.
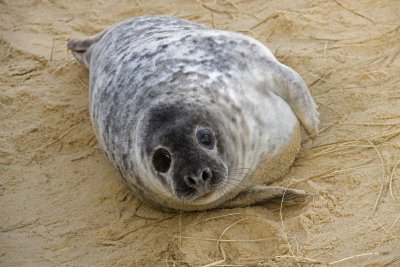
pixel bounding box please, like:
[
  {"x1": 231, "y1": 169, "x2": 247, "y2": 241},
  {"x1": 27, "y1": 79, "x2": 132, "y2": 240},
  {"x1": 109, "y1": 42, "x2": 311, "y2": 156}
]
[
  {"x1": 194, "y1": 191, "x2": 213, "y2": 201},
  {"x1": 189, "y1": 189, "x2": 222, "y2": 205}
]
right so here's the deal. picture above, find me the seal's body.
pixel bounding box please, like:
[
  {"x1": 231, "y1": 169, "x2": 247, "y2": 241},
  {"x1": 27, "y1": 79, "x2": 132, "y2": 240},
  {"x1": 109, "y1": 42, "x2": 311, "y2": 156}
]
[{"x1": 68, "y1": 16, "x2": 319, "y2": 211}]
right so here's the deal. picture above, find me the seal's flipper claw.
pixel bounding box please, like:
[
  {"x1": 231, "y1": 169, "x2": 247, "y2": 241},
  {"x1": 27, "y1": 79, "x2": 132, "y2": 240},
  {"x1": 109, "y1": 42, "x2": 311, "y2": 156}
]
[
  {"x1": 67, "y1": 33, "x2": 103, "y2": 68},
  {"x1": 269, "y1": 63, "x2": 320, "y2": 138},
  {"x1": 219, "y1": 185, "x2": 311, "y2": 209}
]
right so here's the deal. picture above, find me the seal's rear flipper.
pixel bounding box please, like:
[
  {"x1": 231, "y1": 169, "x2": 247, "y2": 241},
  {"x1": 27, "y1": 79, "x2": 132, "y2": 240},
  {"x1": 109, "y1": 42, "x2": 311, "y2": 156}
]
[
  {"x1": 219, "y1": 185, "x2": 311, "y2": 209},
  {"x1": 67, "y1": 34, "x2": 102, "y2": 68}
]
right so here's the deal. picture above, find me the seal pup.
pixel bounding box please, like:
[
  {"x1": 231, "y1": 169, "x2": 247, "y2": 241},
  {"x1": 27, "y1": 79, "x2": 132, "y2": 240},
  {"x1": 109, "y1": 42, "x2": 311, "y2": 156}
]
[{"x1": 67, "y1": 16, "x2": 319, "y2": 211}]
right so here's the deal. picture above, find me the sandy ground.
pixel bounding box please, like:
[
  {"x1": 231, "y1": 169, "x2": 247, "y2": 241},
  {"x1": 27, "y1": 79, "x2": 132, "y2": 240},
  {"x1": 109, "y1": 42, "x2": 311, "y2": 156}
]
[{"x1": 1, "y1": 0, "x2": 400, "y2": 266}]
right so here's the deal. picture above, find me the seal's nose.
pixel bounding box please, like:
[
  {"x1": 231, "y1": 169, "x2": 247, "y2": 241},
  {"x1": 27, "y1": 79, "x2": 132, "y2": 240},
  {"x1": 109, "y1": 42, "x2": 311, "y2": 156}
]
[{"x1": 184, "y1": 168, "x2": 212, "y2": 190}]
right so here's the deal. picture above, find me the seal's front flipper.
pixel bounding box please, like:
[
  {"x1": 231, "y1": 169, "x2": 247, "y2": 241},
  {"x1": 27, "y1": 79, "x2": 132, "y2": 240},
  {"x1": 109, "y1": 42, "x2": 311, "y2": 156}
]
[
  {"x1": 269, "y1": 63, "x2": 320, "y2": 138},
  {"x1": 67, "y1": 33, "x2": 102, "y2": 68},
  {"x1": 219, "y1": 185, "x2": 310, "y2": 209}
]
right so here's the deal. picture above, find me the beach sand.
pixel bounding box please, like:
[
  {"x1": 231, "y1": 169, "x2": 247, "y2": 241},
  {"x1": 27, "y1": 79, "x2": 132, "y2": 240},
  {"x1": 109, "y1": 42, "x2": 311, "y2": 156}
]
[{"x1": 1, "y1": 0, "x2": 399, "y2": 265}]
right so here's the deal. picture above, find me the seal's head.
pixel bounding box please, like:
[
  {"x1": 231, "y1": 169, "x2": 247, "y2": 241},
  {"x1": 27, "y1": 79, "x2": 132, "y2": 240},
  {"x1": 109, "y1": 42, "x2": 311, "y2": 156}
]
[{"x1": 137, "y1": 101, "x2": 230, "y2": 208}]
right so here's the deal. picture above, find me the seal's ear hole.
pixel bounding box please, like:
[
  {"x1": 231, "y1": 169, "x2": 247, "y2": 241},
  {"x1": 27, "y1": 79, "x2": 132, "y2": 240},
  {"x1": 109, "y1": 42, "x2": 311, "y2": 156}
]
[
  {"x1": 153, "y1": 148, "x2": 172, "y2": 173},
  {"x1": 196, "y1": 128, "x2": 215, "y2": 149}
]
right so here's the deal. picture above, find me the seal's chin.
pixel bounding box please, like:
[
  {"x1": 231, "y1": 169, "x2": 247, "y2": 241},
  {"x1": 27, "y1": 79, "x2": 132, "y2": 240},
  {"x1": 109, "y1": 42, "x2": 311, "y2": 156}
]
[{"x1": 189, "y1": 189, "x2": 223, "y2": 205}]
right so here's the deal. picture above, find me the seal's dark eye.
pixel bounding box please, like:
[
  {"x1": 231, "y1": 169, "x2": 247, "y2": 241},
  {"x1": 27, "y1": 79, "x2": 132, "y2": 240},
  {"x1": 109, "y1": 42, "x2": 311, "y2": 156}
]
[
  {"x1": 196, "y1": 128, "x2": 215, "y2": 149},
  {"x1": 152, "y1": 148, "x2": 171, "y2": 173}
]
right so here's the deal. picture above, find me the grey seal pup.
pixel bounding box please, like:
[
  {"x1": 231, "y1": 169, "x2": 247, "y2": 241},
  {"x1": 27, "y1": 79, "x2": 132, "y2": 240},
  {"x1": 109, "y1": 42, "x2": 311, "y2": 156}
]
[{"x1": 67, "y1": 16, "x2": 319, "y2": 211}]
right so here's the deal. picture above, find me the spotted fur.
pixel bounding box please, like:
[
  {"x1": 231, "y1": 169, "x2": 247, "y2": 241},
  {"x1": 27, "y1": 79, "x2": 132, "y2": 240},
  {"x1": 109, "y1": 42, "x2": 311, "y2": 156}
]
[{"x1": 68, "y1": 16, "x2": 319, "y2": 211}]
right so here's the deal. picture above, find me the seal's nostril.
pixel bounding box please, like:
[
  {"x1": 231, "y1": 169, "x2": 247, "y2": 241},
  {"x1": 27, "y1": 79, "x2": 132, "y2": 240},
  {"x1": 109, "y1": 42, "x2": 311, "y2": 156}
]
[
  {"x1": 185, "y1": 176, "x2": 196, "y2": 187},
  {"x1": 202, "y1": 169, "x2": 212, "y2": 181},
  {"x1": 185, "y1": 169, "x2": 211, "y2": 189}
]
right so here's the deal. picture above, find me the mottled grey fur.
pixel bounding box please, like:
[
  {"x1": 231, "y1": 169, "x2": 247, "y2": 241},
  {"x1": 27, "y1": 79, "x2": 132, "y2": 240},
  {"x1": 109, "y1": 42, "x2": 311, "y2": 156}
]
[{"x1": 68, "y1": 16, "x2": 319, "y2": 211}]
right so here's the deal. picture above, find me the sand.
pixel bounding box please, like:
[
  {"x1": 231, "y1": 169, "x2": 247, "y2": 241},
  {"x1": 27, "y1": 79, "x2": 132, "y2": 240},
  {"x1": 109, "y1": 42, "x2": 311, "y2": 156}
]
[{"x1": 1, "y1": 0, "x2": 399, "y2": 266}]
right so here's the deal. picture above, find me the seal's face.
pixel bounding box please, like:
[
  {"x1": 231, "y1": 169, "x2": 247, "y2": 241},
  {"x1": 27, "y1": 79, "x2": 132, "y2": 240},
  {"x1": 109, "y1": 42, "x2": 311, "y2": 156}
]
[{"x1": 141, "y1": 103, "x2": 229, "y2": 205}]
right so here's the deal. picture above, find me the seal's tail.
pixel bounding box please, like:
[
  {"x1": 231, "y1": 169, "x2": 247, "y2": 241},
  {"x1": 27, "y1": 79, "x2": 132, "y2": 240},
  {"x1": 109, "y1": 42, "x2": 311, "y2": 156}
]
[{"x1": 67, "y1": 33, "x2": 102, "y2": 69}]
